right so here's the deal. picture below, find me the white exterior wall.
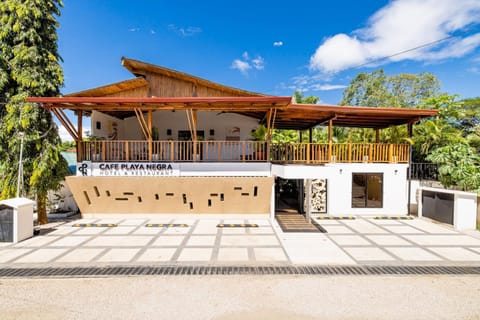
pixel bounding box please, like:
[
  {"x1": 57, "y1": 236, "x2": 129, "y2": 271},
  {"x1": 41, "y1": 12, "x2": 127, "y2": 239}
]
[
  {"x1": 122, "y1": 111, "x2": 259, "y2": 140},
  {"x1": 272, "y1": 163, "x2": 408, "y2": 216},
  {"x1": 418, "y1": 187, "x2": 478, "y2": 230},
  {"x1": 91, "y1": 111, "x2": 126, "y2": 139}
]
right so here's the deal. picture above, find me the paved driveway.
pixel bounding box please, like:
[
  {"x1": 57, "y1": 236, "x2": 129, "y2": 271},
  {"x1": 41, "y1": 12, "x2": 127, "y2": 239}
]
[{"x1": 0, "y1": 215, "x2": 480, "y2": 266}]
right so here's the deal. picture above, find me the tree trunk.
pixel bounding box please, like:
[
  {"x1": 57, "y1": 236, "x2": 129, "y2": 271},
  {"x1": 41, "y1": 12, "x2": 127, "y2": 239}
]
[{"x1": 37, "y1": 191, "x2": 48, "y2": 225}]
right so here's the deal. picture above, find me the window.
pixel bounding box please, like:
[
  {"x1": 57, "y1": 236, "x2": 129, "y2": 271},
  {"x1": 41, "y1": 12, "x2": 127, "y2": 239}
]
[{"x1": 351, "y1": 173, "x2": 383, "y2": 208}]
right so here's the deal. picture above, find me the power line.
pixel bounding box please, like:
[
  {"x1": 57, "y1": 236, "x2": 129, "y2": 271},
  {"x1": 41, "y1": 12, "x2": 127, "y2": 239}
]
[{"x1": 352, "y1": 34, "x2": 457, "y2": 70}]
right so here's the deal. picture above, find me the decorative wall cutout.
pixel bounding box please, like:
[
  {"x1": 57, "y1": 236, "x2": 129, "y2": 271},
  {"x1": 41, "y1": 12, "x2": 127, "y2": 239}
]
[
  {"x1": 83, "y1": 191, "x2": 91, "y2": 205},
  {"x1": 68, "y1": 177, "x2": 273, "y2": 214},
  {"x1": 304, "y1": 179, "x2": 327, "y2": 213}
]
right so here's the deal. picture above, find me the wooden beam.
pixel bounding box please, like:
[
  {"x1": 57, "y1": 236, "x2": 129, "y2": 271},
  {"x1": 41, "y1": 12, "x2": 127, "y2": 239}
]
[
  {"x1": 375, "y1": 129, "x2": 380, "y2": 143},
  {"x1": 52, "y1": 108, "x2": 78, "y2": 141},
  {"x1": 134, "y1": 108, "x2": 151, "y2": 140}
]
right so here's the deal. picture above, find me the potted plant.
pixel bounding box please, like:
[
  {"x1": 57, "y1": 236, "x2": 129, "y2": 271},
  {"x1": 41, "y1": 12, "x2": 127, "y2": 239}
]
[{"x1": 251, "y1": 125, "x2": 267, "y2": 160}]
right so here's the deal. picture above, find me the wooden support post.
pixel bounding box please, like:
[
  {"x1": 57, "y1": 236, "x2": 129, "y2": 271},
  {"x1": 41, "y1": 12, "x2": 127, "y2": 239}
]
[
  {"x1": 148, "y1": 110, "x2": 153, "y2": 161},
  {"x1": 192, "y1": 110, "x2": 198, "y2": 161},
  {"x1": 77, "y1": 111, "x2": 83, "y2": 162},
  {"x1": 328, "y1": 119, "x2": 333, "y2": 162},
  {"x1": 375, "y1": 129, "x2": 380, "y2": 143},
  {"x1": 309, "y1": 128, "x2": 313, "y2": 143}
]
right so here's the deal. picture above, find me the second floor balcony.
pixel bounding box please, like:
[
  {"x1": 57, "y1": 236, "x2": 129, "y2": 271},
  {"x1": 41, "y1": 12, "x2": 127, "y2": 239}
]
[{"x1": 78, "y1": 140, "x2": 410, "y2": 164}]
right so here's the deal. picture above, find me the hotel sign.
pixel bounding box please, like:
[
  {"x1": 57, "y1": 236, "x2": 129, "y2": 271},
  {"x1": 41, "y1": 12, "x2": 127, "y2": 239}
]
[{"x1": 77, "y1": 162, "x2": 180, "y2": 177}]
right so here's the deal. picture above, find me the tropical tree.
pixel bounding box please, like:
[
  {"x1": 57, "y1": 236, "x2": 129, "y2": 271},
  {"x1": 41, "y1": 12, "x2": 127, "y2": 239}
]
[
  {"x1": 0, "y1": 0, "x2": 68, "y2": 224},
  {"x1": 426, "y1": 143, "x2": 480, "y2": 192},
  {"x1": 413, "y1": 94, "x2": 466, "y2": 161},
  {"x1": 340, "y1": 69, "x2": 441, "y2": 144},
  {"x1": 340, "y1": 69, "x2": 440, "y2": 108}
]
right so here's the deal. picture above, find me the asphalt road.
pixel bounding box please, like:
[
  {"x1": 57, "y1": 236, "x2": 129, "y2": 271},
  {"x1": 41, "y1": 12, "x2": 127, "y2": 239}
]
[{"x1": 0, "y1": 275, "x2": 479, "y2": 319}]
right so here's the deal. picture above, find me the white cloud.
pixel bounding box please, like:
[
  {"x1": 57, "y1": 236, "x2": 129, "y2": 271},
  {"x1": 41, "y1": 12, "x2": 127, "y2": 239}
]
[
  {"x1": 168, "y1": 24, "x2": 202, "y2": 37},
  {"x1": 231, "y1": 52, "x2": 265, "y2": 75},
  {"x1": 310, "y1": 84, "x2": 347, "y2": 91},
  {"x1": 273, "y1": 41, "x2": 283, "y2": 47},
  {"x1": 310, "y1": 0, "x2": 480, "y2": 73},
  {"x1": 128, "y1": 28, "x2": 140, "y2": 32},
  {"x1": 150, "y1": 29, "x2": 156, "y2": 35},
  {"x1": 231, "y1": 59, "x2": 251, "y2": 75},
  {"x1": 252, "y1": 56, "x2": 265, "y2": 70},
  {"x1": 286, "y1": 74, "x2": 347, "y2": 93}
]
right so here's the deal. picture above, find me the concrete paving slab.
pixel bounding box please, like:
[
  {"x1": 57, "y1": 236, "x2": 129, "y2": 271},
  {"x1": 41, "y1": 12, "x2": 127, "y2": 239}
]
[
  {"x1": 132, "y1": 227, "x2": 164, "y2": 235},
  {"x1": 48, "y1": 236, "x2": 92, "y2": 247},
  {"x1": 404, "y1": 235, "x2": 480, "y2": 246},
  {"x1": 136, "y1": 248, "x2": 177, "y2": 262},
  {"x1": 342, "y1": 220, "x2": 389, "y2": 234},
  {"x1": 220, "y1": 228, "x2": 246, "y2": 234},
  {"x1": 217, "y1": 248, "x2": 250, "y2": 262},
  {"x1": 402, "y1": 220, "x2": 459, "y2": 234},
  {"x1": 385, "y1": 247, "x2": 442, "y2": 261},
  {"x1": 366, "y1": 235, "x2": 412, "y2": 246},
  {"x1": 72, "y1": 227, "x2": 109, "y2": 235},
  {"x1": 0, "y1": 248, "x2": 32, "y2": 263},
  {"x1": 383, "y1": 226, "x2": 425, "y2": 234},
  {"x1": 13, "y1": 236, "x2": 61, "y2": 247},
  {"x1": 427, "y1": 247, "x2": 480, "y2": 261},
  {"x1": 186, "y1": 235, "x2": 216, "y2": 246},
  {"x1": 470, "y1": 247, "x2": 480, "y2": 254},
  {"x1": 328, "y1": 235, "x2": 372, "y2": 246},
  {"x1": 162, "y1": 227, "x2": 192, "y2": 235},
  {"x1": 248, "y1": 227, "x2": 275, "y2": 235},
  {"x1": 221, "y1": 235, "x2": 279, "y2": 246},
  {"x1": 97, "y1": 248, "x2": 140, "y2": 263},
  {"x1": 15, "y1": 248, "x2": 69, "y2": 263},
  {"x1": 279, "y1": 233, "x2": 354, "y2": 264},
  {"x1": 313, "y1": 220, "x2": 341, "y2": 225},
  {"x1": 151, "y1": 236, "x2": 185, "y2": 246},
  {"x1": 84, "y1": 236, "x2": 153, "y2": 247},
  {"x1": 253, "y1": 248, "x2": 288, "y2": 262},
  {"x1": 367, "y1": 219, "x2": 402, "y2": 225},
  {"x1": 343, "y1": 247, "x2": 396, "y2": 261},
  {"x1": 177, "y1": 248, "x2": 213, "y2": 262},
  {"x1": 47, "y1": 227, "x2": 78, "y2": 236},
  {"x1": 320, "y1": 226, "x2": 354, "y2": 234},
  {"x1": 103, "y1": 226, "x2": 137, "y2": 235},
  {"x1": 56, "y1": 248, "x2": 105, "y2": 263}
]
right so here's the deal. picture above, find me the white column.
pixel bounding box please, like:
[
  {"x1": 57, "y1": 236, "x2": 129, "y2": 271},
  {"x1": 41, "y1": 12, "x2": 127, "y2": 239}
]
[
  {"x1": 305, "y1": 179, "x2": 312, "y2": 223},
  {"x1": 270, "y1": 183, "x2": 276, "y2": 221}
]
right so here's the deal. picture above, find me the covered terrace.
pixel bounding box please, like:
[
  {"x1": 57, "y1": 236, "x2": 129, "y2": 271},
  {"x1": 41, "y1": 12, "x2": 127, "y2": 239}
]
[{"x1": 27, "y1": 96, "x2": 438, "y2": 164}]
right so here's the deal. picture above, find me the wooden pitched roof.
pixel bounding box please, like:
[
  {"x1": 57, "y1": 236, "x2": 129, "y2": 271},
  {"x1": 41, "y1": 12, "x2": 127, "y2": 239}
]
[
  {"x1": 64, "y1": 77, "x2": 149, "y2": 97},
  {"x1": 121, "y1": 57, "x2": 263, "y2": 97}
]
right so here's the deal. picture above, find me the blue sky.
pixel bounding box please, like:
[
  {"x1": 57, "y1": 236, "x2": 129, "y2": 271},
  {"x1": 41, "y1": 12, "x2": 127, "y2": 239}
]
[{"x1": 57, "y1": 1, "x2": 480, "y2": 139}]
